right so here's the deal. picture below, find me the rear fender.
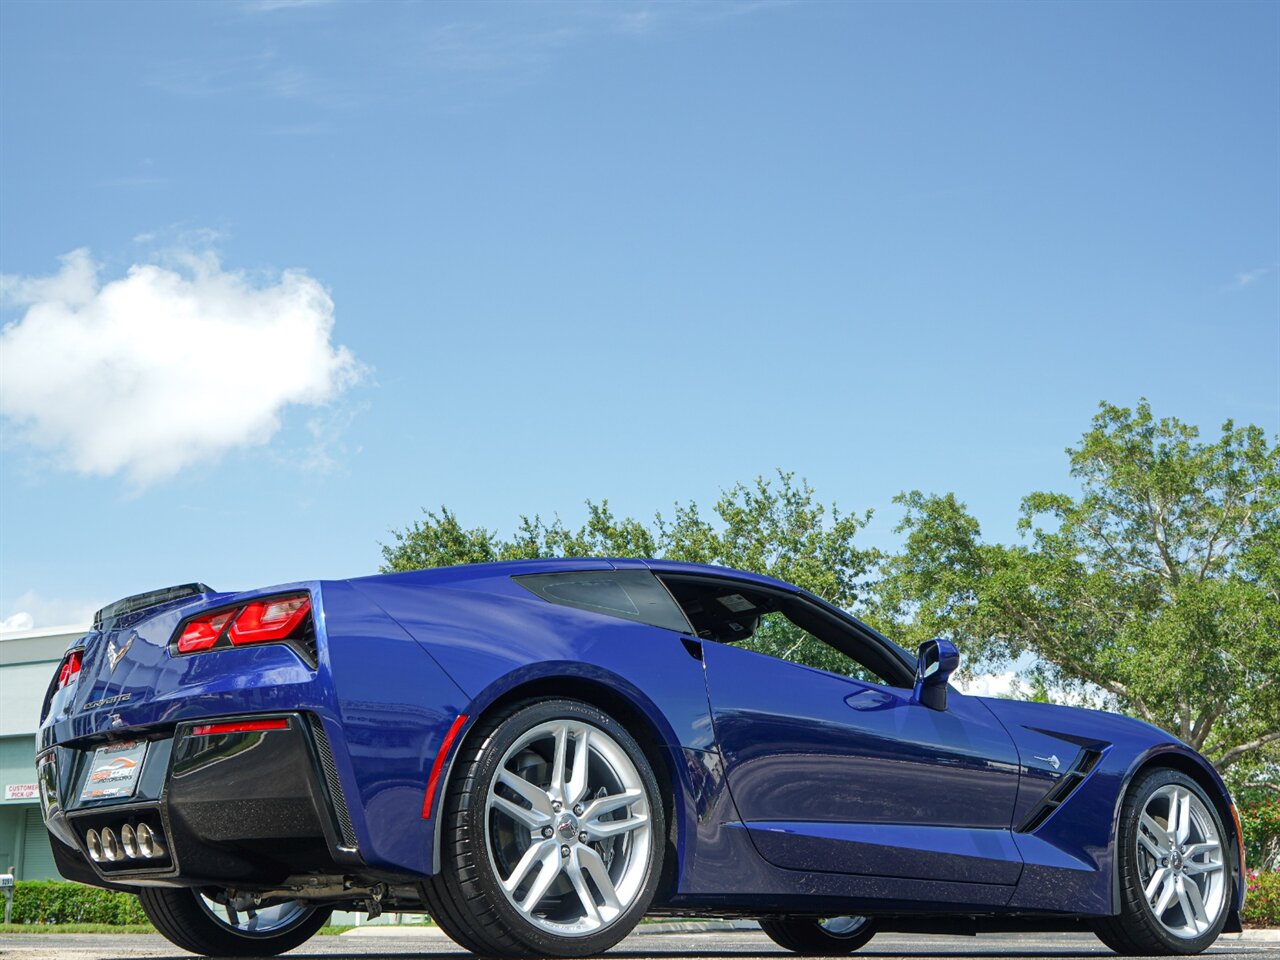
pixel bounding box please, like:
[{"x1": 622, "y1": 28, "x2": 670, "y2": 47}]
[{"x1": 423, "y1": 658, "x2": 730, "y2": 909}]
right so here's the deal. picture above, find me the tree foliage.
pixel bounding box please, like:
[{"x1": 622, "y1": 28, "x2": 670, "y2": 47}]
[{"x1": 878, "y1": 400, "x2": 1280, "y2": 778}]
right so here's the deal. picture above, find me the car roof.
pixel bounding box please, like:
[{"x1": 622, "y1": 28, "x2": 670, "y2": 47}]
[{"x1": 349, "y1": 557, "x2": 800, "y2": 593}]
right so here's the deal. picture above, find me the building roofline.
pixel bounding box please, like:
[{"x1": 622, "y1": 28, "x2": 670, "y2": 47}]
[{"x1": 0, "y1": 623, "x2": 90, "y2": 642}]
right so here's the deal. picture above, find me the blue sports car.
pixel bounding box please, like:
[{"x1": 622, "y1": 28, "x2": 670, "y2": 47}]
[{"x1": 38, "y1": 559, "x2": 1244, "y2": 957}]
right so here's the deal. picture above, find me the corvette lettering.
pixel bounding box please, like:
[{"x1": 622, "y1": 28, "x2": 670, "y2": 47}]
[{"x1": 82, "y1": 693, "x2": 132, "y2": 711}]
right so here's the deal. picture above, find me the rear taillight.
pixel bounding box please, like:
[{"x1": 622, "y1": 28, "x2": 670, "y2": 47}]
[
  {"x1": 177, "y1": 610, "x2": 236, "y2": 653},
  {"x1": 56, "y1": 650, "x2": 83, "y2": 689},
  {"x1": 228, "y1": 596, "x2": 311, "y2": 646},
  {"x1": 173, "y1": 593, "x2": 313, "y2": 658}
]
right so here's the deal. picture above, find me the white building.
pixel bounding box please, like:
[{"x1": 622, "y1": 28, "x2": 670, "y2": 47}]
[{"x1": 0, "y1": 623, "x2": 86, "y2": 879}]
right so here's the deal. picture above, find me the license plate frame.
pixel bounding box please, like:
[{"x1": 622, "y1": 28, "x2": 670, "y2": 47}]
[{"x1": 79, "y1": 740, "x2": 148, "y2": 802}]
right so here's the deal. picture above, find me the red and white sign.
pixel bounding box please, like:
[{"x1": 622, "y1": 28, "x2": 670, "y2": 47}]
[{"x1": 4, "y1": 783, "x2": 37, "y2": 800}]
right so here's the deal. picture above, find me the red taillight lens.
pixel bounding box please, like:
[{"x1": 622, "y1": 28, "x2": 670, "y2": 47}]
[
  {"x1": 177, "y1": 610, "x2": 236, "y2": 654},
  {"x1": 228, "y1": 596, "x2": 311, "y2": 646},
  {"x1": 174, "y1": 593, "x2": 312, "y2": 656},
  {"x1": 56, "y1": 651, "x2": 82, "y2": 689}
]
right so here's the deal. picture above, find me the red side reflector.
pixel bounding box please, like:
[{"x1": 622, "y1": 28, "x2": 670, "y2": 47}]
[
  {"x1": 228, "y1": 596, "x2": 311, "y2": 646},
  {"x1": 191, "y1": 718, "x2": 290, "y2": 738},
  {"x1": 1231, "y1": 804, "x2": 1245, "y2": 875},
  {"x1": 422, "y1": 714, "x2": 468, "y2": 818}
]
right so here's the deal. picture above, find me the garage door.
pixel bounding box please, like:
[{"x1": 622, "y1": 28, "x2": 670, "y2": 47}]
[{"x1": 22, "y1": 808, "x2": 57, "y2": 880}]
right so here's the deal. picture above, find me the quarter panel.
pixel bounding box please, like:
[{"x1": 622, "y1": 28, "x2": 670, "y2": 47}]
[
  {"x1": 348, "y1": 573, "x2": 722, "y2": 888},
  {"x1": 320, "y1": 580, "x2": 471, "y2": 876}
]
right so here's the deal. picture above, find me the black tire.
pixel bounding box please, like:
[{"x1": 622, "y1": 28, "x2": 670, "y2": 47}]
[
  {"x1": 760, "y1": 916, "x2": 876, "y2": 954},
  {"x1": 426, "y1": 698, "x2": 666, "y2": 957},
  {"x1": 137, "y1": 887, "x2": 331, "y2": 957},
  {"x1": 1094, "y1": 769, "x2": 1231, "y2": 956}
]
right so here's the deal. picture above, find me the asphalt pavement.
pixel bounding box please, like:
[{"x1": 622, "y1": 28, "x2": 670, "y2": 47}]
[{"x1": 0, "y1": 930, "x2": 1277, "y2": 960}]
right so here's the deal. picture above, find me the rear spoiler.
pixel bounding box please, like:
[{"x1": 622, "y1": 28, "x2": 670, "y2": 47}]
[{"x1": 93, "y1": 583, "x2": 215, "y2": 629}]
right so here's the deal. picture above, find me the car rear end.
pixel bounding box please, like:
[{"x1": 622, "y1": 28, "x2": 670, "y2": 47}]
[{"x1": 37, "y1": 582, "x2": 360, "y2": 891}]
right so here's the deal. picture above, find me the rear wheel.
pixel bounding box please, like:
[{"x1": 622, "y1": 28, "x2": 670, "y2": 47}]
[
  {"x1": 426, "y1": 698, "x2": 665, "y2": 957},
  {"x1": 759, "y1": 916, "x2": 876, "y2": 954},
  {"x1": 1094, "y1": 769, "x2": 1230, "y2": 955},
  {"x1": 137, "y1": 887, "x2": 331, "y2": 957}
]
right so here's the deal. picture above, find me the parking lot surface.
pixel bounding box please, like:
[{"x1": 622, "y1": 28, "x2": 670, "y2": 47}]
[{"x1": 0, "y1": 930, "x2": 1276, "y2": 960}]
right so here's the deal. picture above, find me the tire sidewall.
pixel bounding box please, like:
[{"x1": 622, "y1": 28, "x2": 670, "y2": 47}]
[
  {"x1": 138, "y1": 886, "x2": 331, "y2": 957},
  {"x1": 759, "y1": 916, "x2": 877, "y2": 954},
  {"x1": 460, "y1": 698, "x2": 666, "y2": 956},
  {"x1": 1117, "y1": 769, "x2": 1230, "y2": 954}
]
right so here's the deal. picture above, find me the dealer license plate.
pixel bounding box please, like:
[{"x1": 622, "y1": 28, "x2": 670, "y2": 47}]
[{"x1": 79, "y1": 740, "x2": 148, "y2": 802}]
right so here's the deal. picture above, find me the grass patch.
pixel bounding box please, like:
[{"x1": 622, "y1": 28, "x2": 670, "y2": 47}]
[
  {"x1": 318, "y1": 925, "x2": 357, "y2": 935},
  {"x1": 0, "y1": 923, "x2": 156, "y2": 934}
]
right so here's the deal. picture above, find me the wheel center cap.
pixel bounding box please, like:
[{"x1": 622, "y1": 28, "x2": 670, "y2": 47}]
[
  {"x1": 557, "y1": 815, "x2": 579, "y2": 841},
  {"x1": 1171, "y1": 852, "x2": 1183, "y2": 871}
]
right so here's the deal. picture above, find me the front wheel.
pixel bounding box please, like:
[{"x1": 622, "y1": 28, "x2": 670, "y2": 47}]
[
  {"x1": 137, "y1": 887, "x2": 331, "y2": 957},
  {"x1": 1094, "y1": 769, "x2": 1230, "y2": 955},
  {"x1": 426, "y1": 698, "x2": 666, "y2": 957},
  {"x1": 759, "y1": 916, "x2": 876, "y2": 954}
]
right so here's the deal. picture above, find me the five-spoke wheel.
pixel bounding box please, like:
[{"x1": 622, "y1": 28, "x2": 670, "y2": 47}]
[
  {"x1": 1134, "y1": 783, "x2": 1226, "y2": 939},
  {"x1": 486, "y1": 717, "x2": 654, "y2": 935},
  {"x1": 1095, "y1": 769, "x2": 1232, "y2": 955},
  {"x1": 425, "y1": 698, "x2": 665, "y2": 957}
]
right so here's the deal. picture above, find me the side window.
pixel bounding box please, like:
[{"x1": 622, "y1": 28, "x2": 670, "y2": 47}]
[
  {"x1": 658, "y1": 575, "x2": 910, "y2": 688},
  {"x1": 514, "y1": 570, "x2": 692, "y2": 634},
  {"x1": 749, "y1": 610, "x2": 890, "y2": 687}
]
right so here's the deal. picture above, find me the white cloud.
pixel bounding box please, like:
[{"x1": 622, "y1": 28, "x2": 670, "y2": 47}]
[
  {"x1": 956, "y1": 670, "x2": 1026, "y2": 699},
  {"x1": 244, "y1": 0, "x2": 335, "y2": 11},
  {"x1": 0, "y1": 247, "x2": 364, "y2": 486},
  {"x1": 1230, "y1": 266, "x2": 1272, "y2": 289},
  {"x1": 0, "y1": 590, "x2": 100, "y2": 633},
  {"x1": 0, "y1": 612, "x2": 35, "y2": 632}
]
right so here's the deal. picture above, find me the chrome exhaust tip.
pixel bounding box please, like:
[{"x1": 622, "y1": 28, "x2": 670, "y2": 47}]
[{"x1": 85, "y1": 829, "x2": 103, "y2": 862}]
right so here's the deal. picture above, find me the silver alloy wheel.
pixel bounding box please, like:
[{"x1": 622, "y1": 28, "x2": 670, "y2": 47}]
[
  {"x1": 485, "y1": 718, "x2": 653, "y2": 937},
  {"x1": 1135, "y1": 784, "x2": 1226, "y2": 940},
  {"x1": 819, "y1": 916, "x2": 869, "y2": 937},
  {"x1": 196, "y1": 893, "x2": 314, "y2": 936}
]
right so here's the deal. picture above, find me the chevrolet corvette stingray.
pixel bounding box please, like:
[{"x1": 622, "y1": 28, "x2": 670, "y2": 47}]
[{"x1": 38, "y1": 559, "x2": 1244, "y2": 956}]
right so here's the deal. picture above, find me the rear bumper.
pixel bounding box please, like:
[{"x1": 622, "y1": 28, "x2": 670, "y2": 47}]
[{"x1": 41, "y1": 712, "x2": 363, "y2": 889}]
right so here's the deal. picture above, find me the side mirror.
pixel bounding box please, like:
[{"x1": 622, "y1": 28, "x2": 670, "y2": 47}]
[{"x1": 913, "y1": 638, "x2": 959, "y2": 711}]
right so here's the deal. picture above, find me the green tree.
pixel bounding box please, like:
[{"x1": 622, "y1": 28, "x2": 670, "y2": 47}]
[
  {"x1": 381, "y1": 471, "x2": 882, "y2": 675},
  {"x1": 878, "y1": 400, "x2": 1280, "y2": 780}
]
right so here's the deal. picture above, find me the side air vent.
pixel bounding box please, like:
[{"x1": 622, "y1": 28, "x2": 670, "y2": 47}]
[
  {"x1": 1017, "y1": 749, "x2": 1103, "y2": 833},
  {"x1": 308, "y1": 715, "x2": 358, "y2": 850}
]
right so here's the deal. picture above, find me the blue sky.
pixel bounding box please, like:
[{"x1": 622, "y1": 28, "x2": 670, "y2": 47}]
[{"x1": 1, "y1": 0, "x2": 1277, "y2": 629}]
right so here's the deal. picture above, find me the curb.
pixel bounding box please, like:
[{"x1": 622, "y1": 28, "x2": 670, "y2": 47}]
[
  {"x1": 1224, "y1": 930, "x2": 1280, "y2": 941},
  {"x1": 340, "y1": 922, "x2": 1280, "y2": 940},
  {"x1": 341, "y1": 920, "x2": 759, "y2": 937}
]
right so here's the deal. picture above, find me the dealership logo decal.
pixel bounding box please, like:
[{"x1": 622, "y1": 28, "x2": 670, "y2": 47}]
[{"x1": 106, "y1": 634, "x2": 135, "y2": 671}]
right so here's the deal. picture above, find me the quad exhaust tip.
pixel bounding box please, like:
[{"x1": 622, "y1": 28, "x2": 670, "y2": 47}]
[
  {"x1": 85, "y1": 829, "x2": 103, "y2": 862},
  {"x1": 136, "y1": 823, "x2": 165, "y2": 858},
  {"x1": 100, "y1": 828, "x2": 121, "y2": 861},
  {"x1": 85, "y1": 824, "x2": 165, "y2": 863}
]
